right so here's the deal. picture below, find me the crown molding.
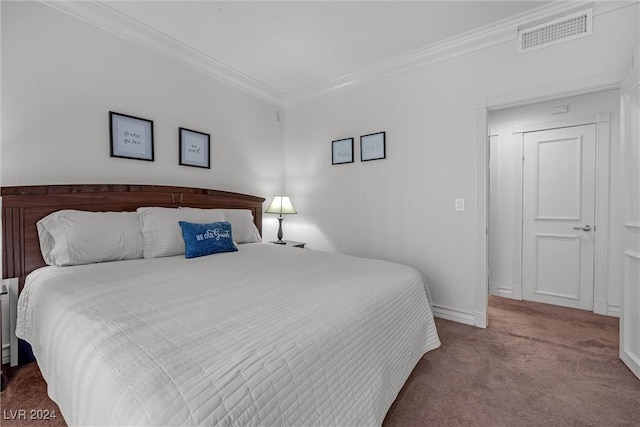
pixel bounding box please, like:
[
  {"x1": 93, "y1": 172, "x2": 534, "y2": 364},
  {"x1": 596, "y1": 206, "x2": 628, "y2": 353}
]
[
  {"x1": 284, "y1": 23, "x2": 514, "y2": 108},
  {"x1": 40, "y1": 0, "x2": 285, "y2": 107},
  {"x1": 40, "y1": 1, "x2": 631, "y2": 109},
  {"x1": 284, "y1": 1, "x2": 598, "y2": 108}
]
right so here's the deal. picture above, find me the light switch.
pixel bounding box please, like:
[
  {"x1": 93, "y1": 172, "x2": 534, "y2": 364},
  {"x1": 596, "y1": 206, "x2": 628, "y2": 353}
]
[{"x1": 455, "y1": 198, "x2": 464, "y2": 211}]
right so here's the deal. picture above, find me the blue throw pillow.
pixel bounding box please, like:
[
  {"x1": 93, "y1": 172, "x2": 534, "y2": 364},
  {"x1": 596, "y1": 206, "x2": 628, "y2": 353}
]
[{"x1": 178, "y1": 221, "x2": 238, "y2": 259}]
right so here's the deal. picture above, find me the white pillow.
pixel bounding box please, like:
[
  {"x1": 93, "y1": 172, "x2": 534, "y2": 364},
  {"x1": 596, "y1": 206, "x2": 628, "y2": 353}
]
[
  {"x1": 224, "y1": 209, "x2": 262, "y2": 243},
  {"x1": 37, "y1": 210, "x2": 144, "y2": 266},
  {"x1": 178, "y1": 207, "x2": 262, "y2": 244},
  {"x1": 138, "y1": 207, "x2": 226, "y2": 258}
]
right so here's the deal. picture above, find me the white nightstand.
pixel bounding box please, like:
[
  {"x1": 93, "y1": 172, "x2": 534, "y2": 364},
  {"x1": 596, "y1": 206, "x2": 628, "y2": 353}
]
[
  {"x1": 2, "y1": 278, "x2": 19, "y2": 375},
  {"x1": 1, "y1": 282, "x2": 6, "y2": 391}
]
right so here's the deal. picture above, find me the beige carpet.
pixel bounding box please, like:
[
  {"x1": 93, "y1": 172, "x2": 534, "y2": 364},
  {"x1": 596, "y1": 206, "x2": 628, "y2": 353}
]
[
  {"x1": 384, "y1": 296, "x2": 640, "y2": 426},
  {"x1": 1, "y1": 296, "x2": 638, "y2": 426}
]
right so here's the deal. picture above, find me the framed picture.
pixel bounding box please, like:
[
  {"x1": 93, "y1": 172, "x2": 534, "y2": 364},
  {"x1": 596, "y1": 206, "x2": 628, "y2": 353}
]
[
  {"x1": 332, "y1": 137, "x2": 354, "y2": 165},
  {"x1": 179, "y1": 127, "x2": 211, "y2": 169},
  {"x1": 109, "y1": 111, "x2": 154, "y2": 161},
  {"x1": 360, "y1": 131, "x2": 386, "y2": 161}
]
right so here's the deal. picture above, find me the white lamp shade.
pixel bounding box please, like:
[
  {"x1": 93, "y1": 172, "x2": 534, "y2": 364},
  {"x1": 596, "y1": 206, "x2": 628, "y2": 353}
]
[{"x1": 265, "y1": 195, "x2": 297, "y2": 215}]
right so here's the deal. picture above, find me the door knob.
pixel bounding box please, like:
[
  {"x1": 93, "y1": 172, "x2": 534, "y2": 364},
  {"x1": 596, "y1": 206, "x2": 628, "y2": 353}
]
[{"x1": 573, "y1": 225, "x2": 592, "y2": 232}]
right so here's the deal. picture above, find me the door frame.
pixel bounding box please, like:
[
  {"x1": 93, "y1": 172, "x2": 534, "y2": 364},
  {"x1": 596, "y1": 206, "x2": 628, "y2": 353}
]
[
  {"x1": 512, "y1": 115, "x2": 611, "y2": 313},
  {"x1": 619, "y1": 46, "x2": 640, "y2": 379},
  {"x1": 474, "y1": 72, "x2": 625, "y2": 328}
]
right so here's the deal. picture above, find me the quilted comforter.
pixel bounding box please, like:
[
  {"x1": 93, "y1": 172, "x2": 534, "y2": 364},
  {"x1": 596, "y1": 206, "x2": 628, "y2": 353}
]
[{"x1": 17, "y1": 243, "x2": 440, "y2": 426}]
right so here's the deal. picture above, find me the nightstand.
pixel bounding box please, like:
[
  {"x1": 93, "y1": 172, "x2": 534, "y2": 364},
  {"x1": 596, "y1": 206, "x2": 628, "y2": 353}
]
[
  {"x1": 1, "y1": 282, "x2": 6, "y2": 392},
  {"x1": 270, "y1": 240, "x2": 306, "y2": 248}
]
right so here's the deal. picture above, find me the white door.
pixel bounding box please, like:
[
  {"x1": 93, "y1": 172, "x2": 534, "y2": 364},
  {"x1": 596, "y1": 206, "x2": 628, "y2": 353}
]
[
  {"x1": 522, "y1": 124, "x2": 596, "y2": 310},
  {"x1": 619, "y1": 59, "x2": 640, "y2": 380}
]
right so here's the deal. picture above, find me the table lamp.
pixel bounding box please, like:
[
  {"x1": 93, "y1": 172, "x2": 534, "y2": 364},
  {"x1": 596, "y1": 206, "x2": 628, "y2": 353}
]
[{"x1": 265, "y1": 195, "x2": 297, "y2": 244}]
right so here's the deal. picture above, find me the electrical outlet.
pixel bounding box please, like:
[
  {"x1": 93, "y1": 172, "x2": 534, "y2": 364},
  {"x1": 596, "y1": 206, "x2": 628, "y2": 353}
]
[{"x1": 455, "y1": 198, "x2": 464, "y2": 211}]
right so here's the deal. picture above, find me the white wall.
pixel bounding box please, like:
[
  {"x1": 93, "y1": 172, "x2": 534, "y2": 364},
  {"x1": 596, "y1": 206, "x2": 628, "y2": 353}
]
[
  {"x1": 488, "y1": 89, "x2": 621, "y2": 314},
  {"x1": 1, "y1": 2, "x2": 285, "y2": 238},
  {"x1": 283, "y1": 3, "x2": 639, "y2": 323},
  {"x1": 1, "y1": 1, "x2": 638, "y2": 326}
]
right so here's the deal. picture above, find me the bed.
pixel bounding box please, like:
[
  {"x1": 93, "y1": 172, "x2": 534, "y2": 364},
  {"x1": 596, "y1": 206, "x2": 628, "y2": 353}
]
[{"x1": 2, "y1": 184, "x2": 440, "y2": 426}]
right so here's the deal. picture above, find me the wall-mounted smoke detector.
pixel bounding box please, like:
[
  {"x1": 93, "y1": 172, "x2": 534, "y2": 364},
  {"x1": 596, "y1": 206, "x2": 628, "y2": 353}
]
[{"x1": 518, "y1": 9, "x2": 593, "y2": 54}]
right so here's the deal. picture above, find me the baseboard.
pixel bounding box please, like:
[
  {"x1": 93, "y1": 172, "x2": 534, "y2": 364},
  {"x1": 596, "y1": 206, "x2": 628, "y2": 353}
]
[
  {"x1": 497, "y1": 288, "x2": 513, "y2": 298},
  {"x1": 434, "y1": 298, "x2": 618, "y2": 326},
  {"x1": 594, "y1": 298, "x2": 608, "y2": 316},
  {"x1": 489, "y1": 281, "x2": 500, "y2": 296},
  {"x1": 607, "y1": 304, "x2": 620, "y2": 318},
  {"x1": 474, "y1": 310, "x2": 487, "y2": 329},
  {"x1": 489, "y1": 282, "x2": 513, "y2": 298},
  {"x1": 432, "y1": 304, "x2": 475, "y2": 326},
  {"x1": 594, "y1": 298, "x2": 620, "y2": 317},
  {"x1": 2, "y1": 344, "x2": 9, "y2": 365}
]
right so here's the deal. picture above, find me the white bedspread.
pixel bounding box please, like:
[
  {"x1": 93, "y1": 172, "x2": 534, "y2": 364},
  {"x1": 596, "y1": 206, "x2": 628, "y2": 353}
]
[{"x1": 16, "y1": 243, "x2": 440, "y2": 426}]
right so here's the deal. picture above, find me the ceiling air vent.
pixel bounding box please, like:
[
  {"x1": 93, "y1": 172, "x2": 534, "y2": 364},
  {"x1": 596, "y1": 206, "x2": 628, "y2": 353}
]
[{"x1": 518, "y1": 9, "x2": 593, "y2": 53}]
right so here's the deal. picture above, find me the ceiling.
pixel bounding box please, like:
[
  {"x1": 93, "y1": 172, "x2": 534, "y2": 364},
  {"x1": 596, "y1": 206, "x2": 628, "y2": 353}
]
[{"x1": 100, "y1": 1, "x2": 554, "y2": 97}]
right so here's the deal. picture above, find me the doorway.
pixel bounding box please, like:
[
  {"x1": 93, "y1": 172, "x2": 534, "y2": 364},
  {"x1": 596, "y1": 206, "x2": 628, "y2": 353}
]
[{"x1": 487, "y1": 89, "x2": 618, "y2": 314}]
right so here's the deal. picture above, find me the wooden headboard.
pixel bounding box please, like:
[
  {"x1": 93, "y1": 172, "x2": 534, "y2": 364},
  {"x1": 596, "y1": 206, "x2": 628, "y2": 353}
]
[{"x1": 1, "y1": 184, "x2": 265, "y2": 281}]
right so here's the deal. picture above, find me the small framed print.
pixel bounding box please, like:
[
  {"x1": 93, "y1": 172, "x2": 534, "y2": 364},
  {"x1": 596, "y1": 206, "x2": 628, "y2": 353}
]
[
  {"x1": 179, "y1": 127, "x2": 211, "y2": 169},
  {"x1": 360, "y1": 131, "x2": 386, "y2": 161},
  {"x1": 332, "y1": 137, "x2": 354, "y2": 165},
  {"x1": 109, "y1": 111, "x2": 154, "y2": 161}
]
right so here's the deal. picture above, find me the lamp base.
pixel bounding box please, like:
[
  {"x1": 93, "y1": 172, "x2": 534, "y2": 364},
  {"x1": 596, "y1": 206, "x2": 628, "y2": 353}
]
[
  {"x1": 272, "y1": 240, "x2": 287, "y2": 245},
  {"x1": 275, "y1": 216, "x2": 285, "y2": 243}
]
